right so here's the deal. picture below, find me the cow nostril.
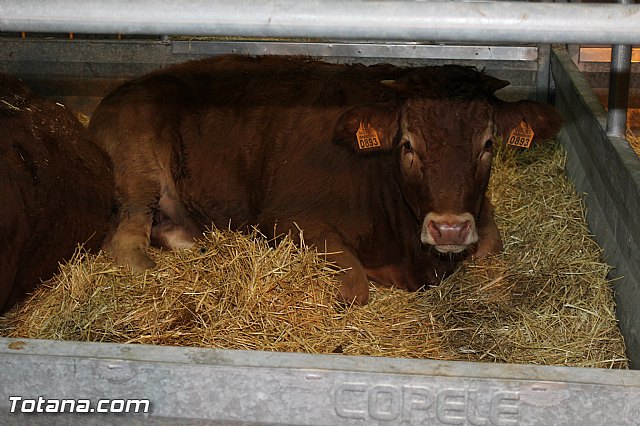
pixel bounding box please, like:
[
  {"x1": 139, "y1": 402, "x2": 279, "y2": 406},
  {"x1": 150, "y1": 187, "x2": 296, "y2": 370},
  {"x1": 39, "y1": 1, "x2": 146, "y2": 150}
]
[
  {"x1": 428, "y1": 221, "x2": 441, "y2": 238},
  {"x1": 459, "y1": 221, "x2": 471, "y2": 239}
]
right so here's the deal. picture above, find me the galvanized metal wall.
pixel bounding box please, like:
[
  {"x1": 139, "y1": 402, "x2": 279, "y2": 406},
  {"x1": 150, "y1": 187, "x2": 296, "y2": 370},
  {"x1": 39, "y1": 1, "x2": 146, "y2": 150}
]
[
  {"x1": 0, "y1": 38, "x2": 543, "y2": 116},
  {"x1": 1, "y1": 338, "x2": 640, "y2": 424},
  {"x1": 553, "y1": 48, "x2": 640, "y2": 369}
]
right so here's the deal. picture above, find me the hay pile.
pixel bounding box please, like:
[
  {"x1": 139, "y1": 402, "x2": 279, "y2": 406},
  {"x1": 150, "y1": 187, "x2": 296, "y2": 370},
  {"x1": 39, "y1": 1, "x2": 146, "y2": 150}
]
[
  {"x1": 0, "y1": 141, "x2": 628, "y2": 368},
  {"x1": 0, "y1": 232, "x2": 445, "y2": 358}
]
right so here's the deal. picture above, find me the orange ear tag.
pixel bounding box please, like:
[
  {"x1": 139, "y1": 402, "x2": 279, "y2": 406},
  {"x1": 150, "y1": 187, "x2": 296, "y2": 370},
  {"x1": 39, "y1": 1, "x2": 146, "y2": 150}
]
[
  {"x1": 507, "y1": 121, "x2": 535, "y2": 148},
  {"x1": 356, "y1": 121, "x2": 381, "y2": 150}
]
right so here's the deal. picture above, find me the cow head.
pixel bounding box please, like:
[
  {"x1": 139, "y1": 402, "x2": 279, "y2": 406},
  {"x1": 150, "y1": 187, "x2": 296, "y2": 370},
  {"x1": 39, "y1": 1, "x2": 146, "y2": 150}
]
[{"x1": 334, "y1": 76, "x2": 562, "y2": 257}]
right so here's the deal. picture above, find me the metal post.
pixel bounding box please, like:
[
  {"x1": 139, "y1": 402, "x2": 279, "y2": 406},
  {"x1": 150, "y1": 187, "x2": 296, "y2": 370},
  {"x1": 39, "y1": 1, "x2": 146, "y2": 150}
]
[
  {"x1": 536, "y1": 44, "x2": 552, "y2": 103},
  {"x1": 606, "y1": 0, "x2": 634, "y2": 138}
]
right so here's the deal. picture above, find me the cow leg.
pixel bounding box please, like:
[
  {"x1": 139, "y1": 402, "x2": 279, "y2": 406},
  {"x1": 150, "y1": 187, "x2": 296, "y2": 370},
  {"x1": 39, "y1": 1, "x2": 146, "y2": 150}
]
[
  {"x1": 104, "y1": 161, "x2": 161, "y2": 272},
  {"x1": 337, "y1": 252, "x2": 371, "y2": 305},
  {"x1": 106, "y1": 206, "x2": 156, "y2": 273},
  {"x1": 473, "y1": 196, "x2": 503, "y2": 259},
  {"x1": 312, "y1": 233, "x2": 370, "y2": 305},
  {"x1": 97, "y1": 120, "x2": 186, "y2": 272}
]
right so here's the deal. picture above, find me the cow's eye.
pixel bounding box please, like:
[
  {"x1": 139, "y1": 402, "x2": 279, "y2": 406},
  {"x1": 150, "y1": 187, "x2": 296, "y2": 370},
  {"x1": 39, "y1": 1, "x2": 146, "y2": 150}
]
[
  {"x1": 484, "y1": 139, "x2": 494, "y2": 151},
  {"x1": 401, "y1": 140, "x2": 412, "y2": 152}
]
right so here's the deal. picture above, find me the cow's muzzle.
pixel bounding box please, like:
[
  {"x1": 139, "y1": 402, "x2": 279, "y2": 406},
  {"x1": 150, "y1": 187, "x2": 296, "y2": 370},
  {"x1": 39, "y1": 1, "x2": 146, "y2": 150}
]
[{"x1": 421, "y1": 212, "x2": 478, "y2": 253}]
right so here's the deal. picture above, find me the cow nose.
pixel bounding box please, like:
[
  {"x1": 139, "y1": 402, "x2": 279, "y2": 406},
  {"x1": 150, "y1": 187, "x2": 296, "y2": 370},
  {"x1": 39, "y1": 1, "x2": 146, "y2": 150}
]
[
  {"x1": 428, "y1": 220, "x2": 471, "y2": 245},
  {"x1": 421, "y1": 212, "x2": 478, "y2": 251}
]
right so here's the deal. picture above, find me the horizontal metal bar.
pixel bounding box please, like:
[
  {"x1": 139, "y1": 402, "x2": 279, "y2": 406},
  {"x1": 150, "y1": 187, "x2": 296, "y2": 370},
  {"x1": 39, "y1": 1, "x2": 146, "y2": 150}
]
[
  {"x1": 2, "y1": 338, "x2": 640, "y2": 424},
  {"x1": 2, "y1": 0, "x2": 640, "y2": 45},
  {"x1": 0, "y1": 37, "x2": 539, "y2": 62},
  {"x1": 0, "y1": 39, "x2": 175, "y2": 65},
  {"x1": 171, "y1": 40, "x2": 539, "y2": 61},
  {"x1": 4, "y1": 337, "x2": 638, "y2": 384}
]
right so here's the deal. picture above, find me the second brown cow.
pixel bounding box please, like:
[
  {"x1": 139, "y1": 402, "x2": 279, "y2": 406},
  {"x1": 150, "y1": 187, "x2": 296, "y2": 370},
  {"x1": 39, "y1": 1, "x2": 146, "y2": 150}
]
[
  {"x1": 89, "y1": 55, "x2": 562, "y2": 304},
  {"x1": 1, "y1": 74, "x2": 114, "y2": 313}
]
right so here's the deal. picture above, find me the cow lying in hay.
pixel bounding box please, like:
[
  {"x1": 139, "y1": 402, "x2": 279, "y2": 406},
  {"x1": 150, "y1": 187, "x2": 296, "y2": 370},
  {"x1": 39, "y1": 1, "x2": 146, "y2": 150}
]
[
  {"x1": 0, "y1": 74, "x2": 115, "y2": 313},
  {"x1": 89, "y1": 55, "x2": 562, "y2": 304}
]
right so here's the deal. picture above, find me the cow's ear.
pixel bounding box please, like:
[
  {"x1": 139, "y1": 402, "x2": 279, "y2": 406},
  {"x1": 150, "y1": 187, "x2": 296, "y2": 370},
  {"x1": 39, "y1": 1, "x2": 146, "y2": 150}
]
[
  {"x1": 480, "y1": 74, "x2": 510, "y2": 94},
  {"x1": 494, "y1": 100, "x2": 563, "y2": 144},
  {"x1": 334, "y1": 104, "x2": 400, "y2": 153}
]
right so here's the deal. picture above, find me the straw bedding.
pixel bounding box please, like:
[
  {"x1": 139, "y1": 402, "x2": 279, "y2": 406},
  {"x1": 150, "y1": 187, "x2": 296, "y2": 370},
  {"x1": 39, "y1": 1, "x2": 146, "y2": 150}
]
[{"x1": 0, "y1": 141, "x2": 628, "y2": 368}]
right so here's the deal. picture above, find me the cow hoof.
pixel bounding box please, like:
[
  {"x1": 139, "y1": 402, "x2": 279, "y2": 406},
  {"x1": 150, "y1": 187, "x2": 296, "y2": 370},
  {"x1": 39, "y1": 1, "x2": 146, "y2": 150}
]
[
  {"x1": 337, "y1": 285, "x2": 369, "y2": 306},
  {"x1": 112, "y1": 247, "x2": 156, "y2": 273}
]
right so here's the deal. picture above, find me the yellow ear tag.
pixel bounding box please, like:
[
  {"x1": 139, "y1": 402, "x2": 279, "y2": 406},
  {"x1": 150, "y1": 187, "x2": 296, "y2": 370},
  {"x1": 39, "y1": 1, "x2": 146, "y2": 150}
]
[
  {"x1": 507, "y1": 121, "x2": 535, "y2": 148},
  {"x1": 356, "y1": 121, "x2": 381, "y2": 150}
]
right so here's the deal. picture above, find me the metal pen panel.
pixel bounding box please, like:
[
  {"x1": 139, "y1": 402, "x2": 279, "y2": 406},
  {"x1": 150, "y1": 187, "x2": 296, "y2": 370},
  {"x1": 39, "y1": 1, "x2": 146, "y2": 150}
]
[{"x1": 2, "y1": 338, "x2": 640, "y2": 424}]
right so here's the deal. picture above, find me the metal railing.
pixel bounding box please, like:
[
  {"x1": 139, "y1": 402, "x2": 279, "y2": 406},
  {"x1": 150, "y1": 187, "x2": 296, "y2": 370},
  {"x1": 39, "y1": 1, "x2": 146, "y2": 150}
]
[{"x1": 1, "y1": 0, "x2": 640, "y2": 45}]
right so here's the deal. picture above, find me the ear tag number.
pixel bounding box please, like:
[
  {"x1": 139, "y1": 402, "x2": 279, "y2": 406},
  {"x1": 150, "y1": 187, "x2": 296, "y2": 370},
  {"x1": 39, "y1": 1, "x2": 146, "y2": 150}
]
[
  {"x1": 507, "y1": 121, "x2": 535, "y2": 148},
  {"x1": 356, "y1": 121, "x2": 381, "y2": 150}
]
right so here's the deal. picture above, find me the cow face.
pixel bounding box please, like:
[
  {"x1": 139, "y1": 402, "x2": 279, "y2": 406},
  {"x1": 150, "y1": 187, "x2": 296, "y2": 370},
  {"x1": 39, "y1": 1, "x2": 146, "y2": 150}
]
[
  {"x1": 399, "y1": 97, "x2": 495, "y2": 253},
  {"x1": 336, "y1": 94, "x2": 562, "y2": 256}
]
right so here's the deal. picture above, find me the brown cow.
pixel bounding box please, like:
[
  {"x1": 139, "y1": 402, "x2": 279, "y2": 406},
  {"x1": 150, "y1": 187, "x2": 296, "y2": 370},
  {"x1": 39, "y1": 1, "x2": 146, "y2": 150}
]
[
  {"x1": 89, "y1": 55, "x2": 562, "y2": 304},
  {"x1": 0, "y1": 74, "x2": 115, "y2": 313}
]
